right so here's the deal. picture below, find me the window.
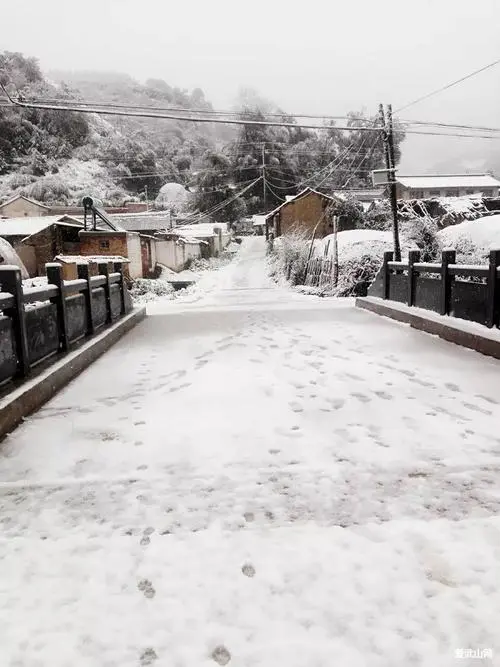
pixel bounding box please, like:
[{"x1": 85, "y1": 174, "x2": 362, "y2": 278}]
[
  {"x1": 412, "y1": 190, "x2": 424, "y2": 199},
  {"x1": 483, "y1": 189, "x2": 492, "y2": 197},
  {"x1": 99, "y1": 240, "x2": 110, "y2": 249},
  {"x1": 433, "y1": 189, "x2": 442, "y2": 197},
  {"x1": 466, "y1": 189, "x2": 474, "y2": 195},
  {"x1": 445, "y1": 190, "x2": 456, "y2": 197}
]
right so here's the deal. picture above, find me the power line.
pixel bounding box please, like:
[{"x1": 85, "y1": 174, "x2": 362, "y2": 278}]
[
  {"x1": 396, "y1": 55, "x2": 500, "y2": 112},
  {"x1": 0, "y1": 85, "x2": 383, "y2": 133},
  {"x1": 264, "y1": 180, "x2": 287, "y2": 202},
  {"x1": 0, "y1": 95, "x2": 362, "y2": 122},
  {"x1": 401, "y1": 118, "x2": 500, "y2": 133},
  {"x1": 181, "y1": 176, "x2": 262, "y2": 223}
]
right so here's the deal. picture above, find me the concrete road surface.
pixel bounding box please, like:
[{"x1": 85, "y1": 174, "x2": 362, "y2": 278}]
[{"x1": 1, "y1": 238, "x2": 500, "y2": 666}]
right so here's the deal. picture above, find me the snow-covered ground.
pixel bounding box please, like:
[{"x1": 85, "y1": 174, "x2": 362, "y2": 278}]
[
  {"x1": 438, "y1": 214, "x2": 500, "y2": 249},
  {"x1": 1, "y1": 237, "x2": 500, "y2": 666}
]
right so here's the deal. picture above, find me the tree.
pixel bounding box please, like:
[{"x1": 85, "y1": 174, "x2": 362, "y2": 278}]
[
  {"x1": 193, "y1": 150, "x2": 248, "y2": 223},
  {"x1": 229, "y1": 108, "x2": 299, "y2": 213}
]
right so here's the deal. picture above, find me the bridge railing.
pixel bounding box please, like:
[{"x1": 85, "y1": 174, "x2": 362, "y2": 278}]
[
  {"x1": 372, "y1": 249, "x2": 500, "y2": 328},
  {"x1": 0, "y1": 260, "x2": 131, "y2": 386}
]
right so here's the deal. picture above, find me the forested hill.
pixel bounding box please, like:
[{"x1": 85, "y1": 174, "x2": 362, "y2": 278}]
[
  {"x1": 0, "y1": 50, "x2": 405, "y2": 220},
  {"x1": 0, "y1": 52, "x2": 234, "y2": 206}
]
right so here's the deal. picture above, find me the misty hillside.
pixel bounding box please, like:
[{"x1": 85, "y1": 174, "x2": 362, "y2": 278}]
[{"x1": 0, "y1": 53, "x2": 235, "y2": 207}]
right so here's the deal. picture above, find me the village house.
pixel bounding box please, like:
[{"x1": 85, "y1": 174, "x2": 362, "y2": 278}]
[
  {"x1": 395, "y1": 174, "x2": 500, "y2": 200},
  {"x1": 0, "y1": 194, "x2": 51, "y2": 218},
  {"x1": 153, "y1": 232, "x2": 203, "y2": 271},
  {"x1": 78, "y1": 229, "x2": 153, "y2": 280},
  {"x1": 265, "y1": 188, "x2": 354, "y2": 239},
  {"x1": 332, "y1": 188, "x2": 385, "y2": 212},
  {"x1": 174, "y1": 222, "x2": 232, "y2": 257},
  {"x1": 0, "y1": 214, "x2": 84, "y2": 277},
  {"x1": 0, "y1": 194, "x2": 149, "y2": 220}
]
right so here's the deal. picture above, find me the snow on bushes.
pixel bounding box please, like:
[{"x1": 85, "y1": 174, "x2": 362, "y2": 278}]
[
  {"x1": 269, "y1": 229, "x2": 313, "y2": 286},
  {"x1": 129, "y1": 278, "x2": 174, "y2": 304},
  {"x1": 316, "y1": 230, "x2": 408, "y2": 297},
  {"x1": 438, "y1": 214, "x2": 500, "y2": 253},
  {"x1": 25, "y1": 176, "x2": 70, "y2": 203}
]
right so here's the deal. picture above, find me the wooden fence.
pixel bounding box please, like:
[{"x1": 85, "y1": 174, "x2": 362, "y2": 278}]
[
  {"x1": 305, "y1": 258, "x2": 335, "y2": 288},
  {"x1": 369, "y1": 249, "x2": 500, "y2": 328},
  {"x1": 0, "y1": 260, "x2": 131, "y2": 387}
]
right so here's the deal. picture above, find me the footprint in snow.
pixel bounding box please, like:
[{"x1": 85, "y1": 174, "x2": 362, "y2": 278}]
[
  {"x1": 241, "y1": 563, "x2": 256, "y2": 578},
  {"x1": 140, "y1": 648, "x2": 158, "y2": 666},
  {"x1": 211, "y1": 646, "x2": 232, "y2": 665},
  {"x1": 137, "y1": 579, "x2": 156, "y2": 599}
]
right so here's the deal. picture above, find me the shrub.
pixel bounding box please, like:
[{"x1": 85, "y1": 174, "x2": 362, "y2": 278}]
[
  {"x1": 401, "y1": 217, "x2": 440, "y2": 261},
  {"x1": 27, "y1": 176, "x2": 70, "y2": 202},
  {"x1": 269, "y1": 229, "x2": 311, "y2": 286},
  {"x1": 331, "y1": 253, "x2": 383, "y2": 297},
  {"x1": 129, "y1": 278, "x2": 174, "y2": 304}
]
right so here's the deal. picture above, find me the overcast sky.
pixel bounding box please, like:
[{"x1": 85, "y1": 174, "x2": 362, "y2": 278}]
[{"x1": 3, "y1": 0, "x2": 500, "y2": 171}]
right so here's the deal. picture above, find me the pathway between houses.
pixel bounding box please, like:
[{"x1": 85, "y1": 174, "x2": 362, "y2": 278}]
[{"x1": 1, "y1": 238, "x2": 500, "y2": 666}]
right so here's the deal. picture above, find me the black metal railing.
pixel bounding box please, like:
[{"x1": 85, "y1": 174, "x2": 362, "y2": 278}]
[{"x1": 0, "y1": 261, "x2": 131, "y2": 386}]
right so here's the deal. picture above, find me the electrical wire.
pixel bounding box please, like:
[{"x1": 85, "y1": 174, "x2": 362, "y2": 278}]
[
  {"x1": 263, "y1": 180, "x2": 287, "y2": 202},
  {"x1": 396, "y1": 56, "x2": 500, "y2": 112},
  {"x1": 181, "y1": 176, "x2": 262, "y2": 223},
  {"x1": 0, "y1": 95, "x2": 361, "y2": 122},
  {"x1": 0, "y1": 86, "x2": 383, "y2": 133}
]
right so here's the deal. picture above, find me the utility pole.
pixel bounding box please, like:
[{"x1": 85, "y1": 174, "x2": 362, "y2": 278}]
[
  {"x1": 332, "y1": 215, "x2": 339, "y2": 287},
  {"x1": 386, "y1": 104, "x2": 401, "y2": 261},
  {"x1": 262, "y1": 143, "x2": 267, "y2": 212},
  {"x1": 145, "y1": 185, "x2": 149, "y2": 212},
  {"x1": 378, "y1": 103, "x2": 401, "y2": 261}
]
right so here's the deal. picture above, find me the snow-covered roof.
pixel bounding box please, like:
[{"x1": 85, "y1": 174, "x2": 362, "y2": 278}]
[
  {"x1": 0, "y1": 215, "x2": 83, "y2": 237},
  {"x1": 108, "y1": 211, "x2": 172, "y2": 232},
  {"x1": 397, "y1": 174, "x2": 500, "y2": 189},
  {"x1": 332, "y1": 188, "x2": 385, "y2": 201},
  {"x1": 175, "y1": 222, "x2": 228, "y2": 238},
  {"x1": 318, "y1": 230, "x2": 395, "y2": 261},
  {"x1": 55, "y1": 254, "x2": 130, "y2": 264},
  {"x1": 0, "y1": 194, "x2": 51, "y2": 211}
]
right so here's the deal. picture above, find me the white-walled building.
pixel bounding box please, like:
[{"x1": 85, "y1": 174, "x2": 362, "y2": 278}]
[{"x1": 395, "y1": 174, "x2": 500, "y2": 200}]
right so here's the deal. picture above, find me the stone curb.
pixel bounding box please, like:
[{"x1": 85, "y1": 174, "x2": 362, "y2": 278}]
[
  {"x1": 0, "y1": 307, "x2": 146, "y2": 439},
  {"x1": 356, "y1": 296, "x2": 500, "y2": 361}
]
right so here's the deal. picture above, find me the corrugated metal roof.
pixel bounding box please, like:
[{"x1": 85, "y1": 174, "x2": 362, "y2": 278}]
[
  {"x1": 397, "y1": 174, "x2": 500, "y2": 189},
  {"x1": 0, "y1": 215, "x2": 83, "y2": 237}
]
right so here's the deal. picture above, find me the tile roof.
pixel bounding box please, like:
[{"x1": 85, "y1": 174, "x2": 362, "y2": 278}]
[{"x1": 107, "y1": 212, "x2": 172, "y2": 232}]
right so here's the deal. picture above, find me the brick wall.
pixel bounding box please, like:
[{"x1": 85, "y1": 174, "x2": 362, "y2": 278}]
[
  {"x1": 277, "y1": 192, "x2": 331, "y2": 237},
  {"x1": 79, "y1": 231, "x2": 129, "y2": 258},
  {"x1": 79, "y1": 231, "x2": 133, "y2": 278},
  {"x1": 22, "y1": 226, "x2": 62, "y2": 276}
]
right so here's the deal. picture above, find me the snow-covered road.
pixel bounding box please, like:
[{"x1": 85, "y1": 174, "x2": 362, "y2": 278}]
[{"x1": 2, "y1": 238, "x2": 500, "y2": 666}]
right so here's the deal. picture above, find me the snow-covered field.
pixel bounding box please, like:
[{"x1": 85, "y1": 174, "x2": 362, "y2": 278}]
[{"x1": 1, "y1": 238, "x2": 500, "y2": 666}]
